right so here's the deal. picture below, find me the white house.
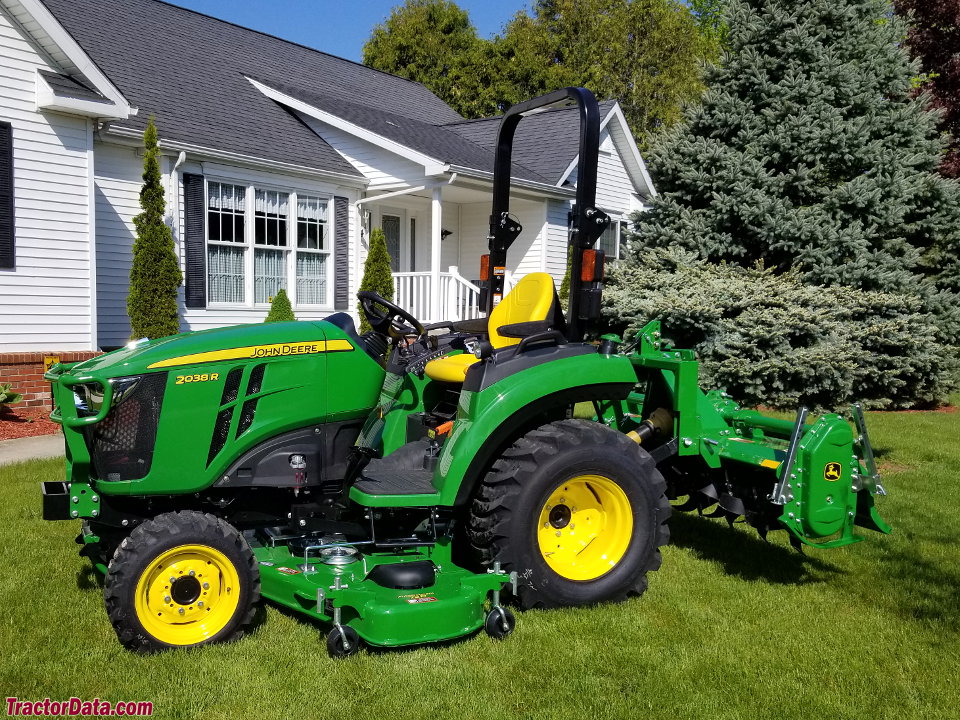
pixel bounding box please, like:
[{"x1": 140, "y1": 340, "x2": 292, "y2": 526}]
[{"x1": 0, "y1": 0, "x2": 655, "y2": 402}]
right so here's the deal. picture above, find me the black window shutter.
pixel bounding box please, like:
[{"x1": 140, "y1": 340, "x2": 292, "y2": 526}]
[
  {"x1": 333, "y1": 196, "x2": 349, "y2": 310},
  {"x1": 0, "y1": 122, "x2": 14, "y2": 269},
  {"x1": 183, "y1": 173, "x2": 206, "y2": 308}
]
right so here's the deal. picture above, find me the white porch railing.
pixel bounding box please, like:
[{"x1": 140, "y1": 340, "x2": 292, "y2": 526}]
[{"x1": 393, "y1": 266, "x2": 482, "y2": 323}]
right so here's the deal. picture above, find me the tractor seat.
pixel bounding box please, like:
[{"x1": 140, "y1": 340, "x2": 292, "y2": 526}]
[{"x1": 424, "y1": 272, "x2": 560, "y2": 383}]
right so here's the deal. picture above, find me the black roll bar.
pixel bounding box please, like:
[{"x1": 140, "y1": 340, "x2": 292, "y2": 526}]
[{"x1": 486, "y1": 87, "x2": 609, "y2": 341}]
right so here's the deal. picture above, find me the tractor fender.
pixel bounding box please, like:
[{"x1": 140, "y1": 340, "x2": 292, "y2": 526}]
[{"x1": 432, "y1": 351, "x2": 637, "y2": 507}]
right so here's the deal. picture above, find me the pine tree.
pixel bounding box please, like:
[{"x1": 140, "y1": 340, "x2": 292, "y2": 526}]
[
  {"x1": 357, "y1": 228, "x2": 396, "y2": 334},
  {"x1": 264, "y1": 288, "x2": 296, "y2": 323},
  {"x1": 127, "y1": 118, "x2": 182, "y2": 339},
  {"x1": 632, "y1": 0, "x2": 960, "y2": 298}
]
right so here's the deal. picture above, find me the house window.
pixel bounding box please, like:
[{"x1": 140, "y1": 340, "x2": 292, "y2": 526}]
[
  {"x1": 254, "y1": 190, "x2": 289, "y2": 304},
  {"x1": 597, "y1": 219, "x2": 620, "y2": 260},
  {"x1": 295, "y1": 195, "x2": 328, "y2": 305},
  {"x1": 207, "y1": 182, "x2": 246, "y2": 303},
  {"x1": 206, "y1": 181, "x2": 331, "y2": 307}
]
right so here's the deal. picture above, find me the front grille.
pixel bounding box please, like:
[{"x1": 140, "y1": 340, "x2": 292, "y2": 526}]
[
  {"x1": 88, "y1": 373, "x2": 166, "y2": 481},
  {"x1": 236, "y1": 399, "x2": 258, "y2": 437},
  {"x1": 220, "y1": 367, "x2": 243, "y2": 405},
  {"x1": 247, "y1": 364, "x2": 266, "y2": 395},
  {"x1": 208, "y1": 408, "x2": 234, "y2": 466}
]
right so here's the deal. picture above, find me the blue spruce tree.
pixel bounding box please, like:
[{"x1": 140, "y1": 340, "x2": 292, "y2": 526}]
[{"x1": 633, "y1": 0, "x2": 960, "y2": 299}]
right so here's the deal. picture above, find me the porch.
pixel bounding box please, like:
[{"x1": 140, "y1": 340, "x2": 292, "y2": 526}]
[
  {"x1": 359, "y1": 177, "x2": 549, "y2": 324},
  {"x1": 391, "y1": 267, "x2": 515, "y2": 323}
]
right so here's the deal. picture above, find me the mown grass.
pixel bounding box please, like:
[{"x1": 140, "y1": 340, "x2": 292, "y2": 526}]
[{"x1": 1, "y1": 405, "x2": 958, "y2": 720}]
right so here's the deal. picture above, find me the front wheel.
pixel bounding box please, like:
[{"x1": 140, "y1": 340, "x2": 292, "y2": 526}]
[
  {"x1": 468, "y1": 420, "x2": 670, "y2": 608},
  {"x1": 103, "y1": 510, "x2": 260, "y2": 652}
]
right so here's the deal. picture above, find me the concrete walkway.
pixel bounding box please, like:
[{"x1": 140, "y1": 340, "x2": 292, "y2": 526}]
[{"x1": 0, "y1": 434, "x2": 64, "y2": 466}]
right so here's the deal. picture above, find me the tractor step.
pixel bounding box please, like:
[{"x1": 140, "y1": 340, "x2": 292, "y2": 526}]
[{"x1": 353, "y1": 438, "x2": 438, "y2": 496}]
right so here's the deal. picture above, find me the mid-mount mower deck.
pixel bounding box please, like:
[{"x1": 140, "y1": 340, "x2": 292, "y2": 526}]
[{"x1": 40, "y1": 88, "x2": 890, "y2": 657}]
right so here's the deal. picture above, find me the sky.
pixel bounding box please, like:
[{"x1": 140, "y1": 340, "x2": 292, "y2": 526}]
[{"x1": 170, "y1": 0, "x2": 529, "y2": 63}]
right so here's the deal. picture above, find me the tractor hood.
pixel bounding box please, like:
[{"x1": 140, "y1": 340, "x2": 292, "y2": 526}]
[
  {"x1": 46, "y1": 317, "x2": 385, "y2": 495},
  {"x1": 68, "y1": 321, "x2": 351, "y2": 377}
]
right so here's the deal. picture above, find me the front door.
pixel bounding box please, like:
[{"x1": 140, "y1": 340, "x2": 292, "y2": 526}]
[{"x1": 382, "y1": 214, "x2": 401, "y2": 272}]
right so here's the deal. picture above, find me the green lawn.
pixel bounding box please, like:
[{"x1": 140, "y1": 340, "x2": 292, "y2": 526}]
[{"x1": 2, "y1": 406, "x2": 958, "y2": 720}]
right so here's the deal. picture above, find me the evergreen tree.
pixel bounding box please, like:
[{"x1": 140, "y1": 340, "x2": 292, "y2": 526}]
[
  {"x1": 632, "y1": 0, "x2": 960, "y2": 298},
  {"x1": 894, "y1": 0, "x2": 960, "y2": 178},
  {"x1": 127, "y1": 118, "x2": 182, "y2": 339},
  {"x1": 357, "y1": 228, "x2": 396, "y2": 334},
  {"x1": 605, "y1": 248, "x2": 957, "y2": 409},
  {"x1": 264, "y1": 288, "x2": 296, "y2": 323}
]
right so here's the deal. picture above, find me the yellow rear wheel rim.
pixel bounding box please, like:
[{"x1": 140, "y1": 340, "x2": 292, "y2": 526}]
[
  {"x1": 134, "y1": 544, "x2": 241, "y2": 646},
  {"x1": 537, "y1": 474, "x2": 634, "y2": 581}
]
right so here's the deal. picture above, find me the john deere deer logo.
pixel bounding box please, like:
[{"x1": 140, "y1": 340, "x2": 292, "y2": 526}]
[{"x1": 824, "y1": 462, "x2": 842, "y2": 481}]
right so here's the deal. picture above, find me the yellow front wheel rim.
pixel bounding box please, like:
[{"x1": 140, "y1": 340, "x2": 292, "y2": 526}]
[
  {"x1": 134, "y1": 544, "x2": 241, "y2": 646},
  {"x1": 537, "y1": 475, "x2": 634, "y2": 581}
]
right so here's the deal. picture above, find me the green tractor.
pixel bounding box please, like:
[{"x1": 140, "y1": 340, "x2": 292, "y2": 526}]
[{"x1": 41, "y1": 88, "x2": 890, "y2": 656}]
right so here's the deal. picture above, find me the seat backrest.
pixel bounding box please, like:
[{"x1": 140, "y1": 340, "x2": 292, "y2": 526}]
[{"x1": 488, "y1": 272, "x2": 558, "y2": 348}]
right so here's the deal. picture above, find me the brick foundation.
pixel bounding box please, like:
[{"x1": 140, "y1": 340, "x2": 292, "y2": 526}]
[{"x1": 0, "y1": 351, "x2": 102, "y2": 408}]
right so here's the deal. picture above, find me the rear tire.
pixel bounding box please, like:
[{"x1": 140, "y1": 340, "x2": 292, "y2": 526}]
[
  {"x1": 104, "y1": 510, "x2": 260, "y2": 652},
  {"x1": 468, "y1": 419, "x2": 670, "y2": 609}
]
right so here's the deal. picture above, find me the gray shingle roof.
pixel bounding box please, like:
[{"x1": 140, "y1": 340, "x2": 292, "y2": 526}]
[
  {"x1": 39, "y1": 0, "x2": 615, "y2": 188},
  {"x1": 444, "y1": 100, "x2": 619, "y2": 186},
  {"x1": 256, "y1": 79, "x2": 553, "y2": 185},
  {"x1": 38, "y1": 69, "x2": 109, "y2": 102},
  {"x1": 40, "y1": 0, "x2": 467, "y2": 178}
]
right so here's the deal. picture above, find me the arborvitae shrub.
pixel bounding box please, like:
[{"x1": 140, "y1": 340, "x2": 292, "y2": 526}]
[
  {"x1": 264, "y1": 288, "x2": 296, "y2": 323},
  {"x1": 357, "y1": 228, "x2": 396, "y2": 333},
  {"x1": 127, "y1": 117, "x2": 182, "y2": 339}
]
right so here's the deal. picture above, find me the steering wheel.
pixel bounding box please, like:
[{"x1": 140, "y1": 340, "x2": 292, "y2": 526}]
[{"x1": 357, "y1": 291, "x2": 426, "y2": 340}]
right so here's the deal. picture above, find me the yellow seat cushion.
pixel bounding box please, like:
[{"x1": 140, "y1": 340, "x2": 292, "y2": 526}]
[
  {"x1": 424, "y1": 272, "x2": 557, "y2": 383},
  {"x1": 424, "y1": 351, "x2": 479, "y2": 383}
]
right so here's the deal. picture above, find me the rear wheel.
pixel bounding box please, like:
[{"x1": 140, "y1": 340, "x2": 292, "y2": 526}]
[
  {"x1": 468, "y1": 419, "x2": 670, "y2": 608},
  {"x1": 104, "y1": 510, "x2": 260, "y2": 652}
]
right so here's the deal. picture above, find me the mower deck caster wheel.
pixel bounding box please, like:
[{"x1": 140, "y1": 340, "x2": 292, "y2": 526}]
[
  {"x1": 484, "y1": 607, "x2": 515, "y2": 639},
  {"x1": 326, "y1": 625, "x2": 361, "y2": 658}
]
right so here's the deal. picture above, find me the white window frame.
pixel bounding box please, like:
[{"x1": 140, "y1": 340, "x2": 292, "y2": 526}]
[
  {"x1": 204, "y1": 178, "x2": 333, "y2": 310},
  {"x1": 597, "y1": 215, "x2": 622, "y2": 260}
]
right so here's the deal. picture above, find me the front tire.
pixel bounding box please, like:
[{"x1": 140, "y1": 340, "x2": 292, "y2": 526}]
[
  {"x1": 104, "y1": 510, "x2": 260, "y2": 652},
  {"x1": 468, "y1": 420, "x2": 670, "y2": 608}
]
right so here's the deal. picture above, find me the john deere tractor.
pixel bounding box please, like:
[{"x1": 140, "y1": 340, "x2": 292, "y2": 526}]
[{"x1": 41, "y1": 88, "x2": 890, "y2": 656}]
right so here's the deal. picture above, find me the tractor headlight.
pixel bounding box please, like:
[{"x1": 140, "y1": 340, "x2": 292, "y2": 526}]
[
  {"x1": 72, "y1": 376, "x2": 141, "y2": 417},
  {"x1": 110, "y1": 376, "x2": 142, "y2": 406}
]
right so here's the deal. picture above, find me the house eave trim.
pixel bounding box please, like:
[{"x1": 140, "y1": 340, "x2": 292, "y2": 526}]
[
  {"x1": 102, "y1": 126, "x2": 370, "y2": 187},
  {"x1": 446, "y1": 165, "x2": 575, "y2": 199}
]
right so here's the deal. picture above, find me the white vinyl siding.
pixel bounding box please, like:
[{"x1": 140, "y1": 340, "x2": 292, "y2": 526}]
[
  {"x1": 0, "y1": 10, "x2": 94, "y2": 350},
  {"x1": 295, "y1": 112, "x2": 425, "y2": 189},
  {"x1": 596, "y1": 128, "x2": 637, "y2": 215},
  {"x1": 458, "y1": 198, "x2": 547, "y2": 285},
  {"x1": 93, "y1": 142, "x2": 140, "y2": 348},
  {"x1": 545, "y1": 199, "x2": 570, "y2": 284}
]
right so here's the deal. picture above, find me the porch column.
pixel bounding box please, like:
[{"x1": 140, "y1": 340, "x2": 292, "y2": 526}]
[{"x1": 430, "y1": 186, "x2": 442, "y2": 322}]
